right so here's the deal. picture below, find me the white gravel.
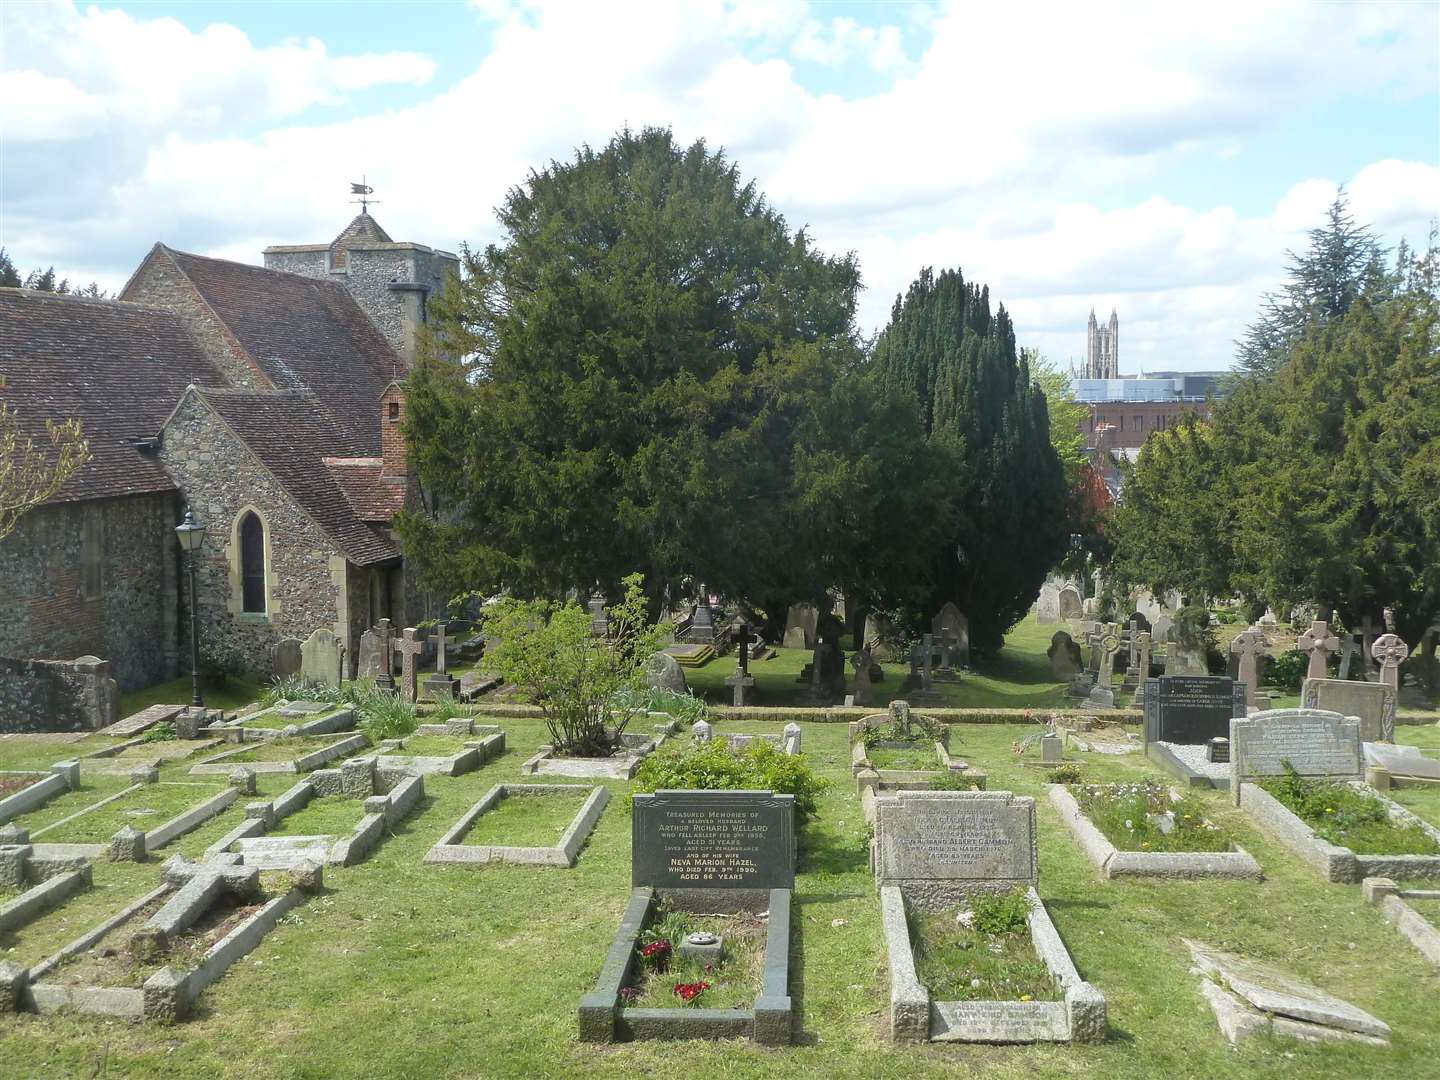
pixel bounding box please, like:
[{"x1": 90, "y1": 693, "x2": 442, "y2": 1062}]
[{"x1": 1159, "y1": 741, "x2": 1232, "y2": 781}]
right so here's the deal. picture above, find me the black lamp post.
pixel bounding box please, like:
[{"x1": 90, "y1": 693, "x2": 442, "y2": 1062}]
[{"x1": 174, "y1": 510, "x2": 207, "y2": 709}]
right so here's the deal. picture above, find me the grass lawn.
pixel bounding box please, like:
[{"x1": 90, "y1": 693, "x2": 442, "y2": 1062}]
[
  {"x1": 25, "y1": 781, "x2": 228, "y2": 845},
  {"x1": 685, "y1": 615, "x2": 1076, "y2": 709},
  {"x1": 119, "y1": 675, "x2": 265, "y2": 719},
  {"x1": 389, "y1": 734, "x2": 473, "y2": 757},
  {"x1": 268, "y1": 795, "x2": 366, "y2": 838},
  {"x1": 4, "y1": 710, "x2": 1440, "y2": 1077},
  {"x1": 218, "y1": 735, "x2": 370, "y2": 765},
  {"x1": 912, "y1": 908, "x2": 1055, "y2": 1003}
]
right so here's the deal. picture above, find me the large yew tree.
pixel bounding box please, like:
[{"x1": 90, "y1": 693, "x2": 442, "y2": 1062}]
[{"x1": 398, "y1": 128, "x2": 943, "y2": 615}]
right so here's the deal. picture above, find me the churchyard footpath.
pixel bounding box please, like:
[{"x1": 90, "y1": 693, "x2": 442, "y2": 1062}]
[
  {"x1": 1362, "y1": 876, "x2": 1440, "y2": 969},
  {"x1": 873, "y1": 790, "x2": 1106, "y2": 1043},
  {"x1": 1047, "y1": 782, "x2": 1262, "y2": 880},
  {"x1": 425, "y1": 783, "x2": 609, "y2": 867},
  {"x1": 1231, "y1": 709, "x2": 1440, "y2": 883},
  {"x1": 8, "y1": 708, "x2": 1440, "y2": 1078},
  {"x1": 188, "y1": 732, "x2": 370, "y2": 776},
  {"x1": 579, "y1": 789, "x2": 796, "y2": 1044},
  {"x1": 4, "y1": 854, "x2": 320, "y2": 1022}
]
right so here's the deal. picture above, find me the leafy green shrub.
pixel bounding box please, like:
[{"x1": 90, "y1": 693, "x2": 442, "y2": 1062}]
[
  {"x1": 971, "y1": 888, "x2": 1031, "y2": 935},
  {"x1": 631, "y1": 738, "x2": 828, "y2": 819},
  {"x1": 929, "y1": 771, "x2": 982, "y2": 792},
  {"x1": 141, "y1": 721, "x2": 176, "y2": 743},
  {"x1": 861, "y1": 711, "x2": 942, "y2": 749},
  {"x1": 1264, "y1": 649, "x2": 1308, "y2": 692}
]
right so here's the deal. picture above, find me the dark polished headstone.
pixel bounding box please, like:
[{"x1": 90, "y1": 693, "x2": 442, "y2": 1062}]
[
  {"x1": 1144, "y1": 675, "x2": 1248, "y2": 745},
  {"x1": 631, "y1": 789, "x2": 795, "y2": 890}
]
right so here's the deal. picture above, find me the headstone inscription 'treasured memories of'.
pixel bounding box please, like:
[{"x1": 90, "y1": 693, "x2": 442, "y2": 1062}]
[
  {"x1": 631, "y1": 789, "x2": 795, "y2": 890},
  {"x1": 1144, "y1": 675, "x2": 1249, "y2": 746}
]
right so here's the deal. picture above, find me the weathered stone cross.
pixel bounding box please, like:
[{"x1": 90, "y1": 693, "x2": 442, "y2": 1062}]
[
  {"x1": 374, "y1": 618, "x2": 396, "y2": 689},
  {"x1": 427, "y1": 622, "x2": 449, "y2": 676},
  {"x1": 396, "y1": 627, "x2": 424, "y2": 704},
  {"x1": 1371, "y1": 633, "x2": 1410, "y2": 694},
  {"x1": 1134, "y1": 631, "x2": 1152, "y2": 704},
  {"x1": 1230, "y1": 625, "x2": 1267, "y2": 707},
  {"x1": 1097, "y1": 625, "x2": 1121, "y2": 690},
  {"x1": 1296, "y1": 620, "x2": 1340, "y2": 682}
]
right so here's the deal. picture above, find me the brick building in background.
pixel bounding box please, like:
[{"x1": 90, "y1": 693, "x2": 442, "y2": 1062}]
[{"x1": 0, "y1": 213, "x2": 457, "y2": 702}]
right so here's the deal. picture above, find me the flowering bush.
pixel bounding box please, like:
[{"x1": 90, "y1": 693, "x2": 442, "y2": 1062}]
[{"x1": 672, "y1": 980, "x2": 710, "y2": 1004}]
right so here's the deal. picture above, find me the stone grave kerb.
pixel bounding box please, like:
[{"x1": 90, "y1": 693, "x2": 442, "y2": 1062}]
[{"x1": 1296, "y1": 620, "x2": 1340, "y2": 682}]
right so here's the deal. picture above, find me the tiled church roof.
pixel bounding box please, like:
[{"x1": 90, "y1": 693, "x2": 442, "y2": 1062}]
[
  {"x1": 0, "y1": 288, "x2": 223, "y2": 503},
  {"x1": 158, "y1": 247, "x2": 403, "y2": 455},
  {"x1": 191, "y1": 388, "x2": 401, "y2": 565},
  {"x1": 323, "y1": 458, "x2": 410, "y2": 522}
]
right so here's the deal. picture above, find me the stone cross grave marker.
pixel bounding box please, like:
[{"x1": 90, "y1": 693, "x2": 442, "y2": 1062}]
[
  {"x1": 428, "y1": 623, "x2": 451, "y2": 676},
  {"x1": 1229, "y1": 626, "x2": 1267, "y2": 708},
  {"x1": 395, "y1": 628, "x2": 424, "y2": 704},
  {"x1": 1370, "y1": 633, "x2": 1409, "y2": 694},
  {"x1": 873, "y1": 790, "x2": 1038, "y2": 910},
  {"x1": 1144, "y1": 674, "x2": 1248, "y2": 746},
  {"x1": 1301, "y1": 678, "x2": 1396, "y2": 743},
  {"x1": 1127, "y1": 619, "x2": 1141, "y2": 673},
  {"x1": 631, "y1": 789, "x2": 795, "y2": 893},
  {"x1": 300, "y1": 628, "x2": 342, "y2": 689},
  {"x1": 1230, "y1": 708, "x2": 1362, "y2": 805},
  {"x1": 588, "y1": 591, "x2": 609, "y2": 637},
  {"x1": 1296, "y1": 620, "x2": 1340, "y2": 682},
  {"x1": 1096, "y1": 625, "x2": 1120, "y2": 686}
]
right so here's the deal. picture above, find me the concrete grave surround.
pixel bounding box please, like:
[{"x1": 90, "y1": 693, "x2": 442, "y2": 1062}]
[
  {"x1": 425, "y1": 784, "x2": 609, "y2": 868},
  {"x1": 189, "y1": 732, "x2": 369, "y2": 775},
  {"x1": 1364, "y1": 877, "x2": 1440, "y2": 971},
  {"x1": 1302, "y1": 678, "x2": 1396, "y2": 743},
  {"x1": 1048, "y1": 784, "x2": 1262, "y2": 881}
]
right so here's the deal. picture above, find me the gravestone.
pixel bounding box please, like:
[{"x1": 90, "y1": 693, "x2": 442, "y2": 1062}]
[
  {"x1": 873, "y1": 790, "x2": 1038, "y2": 910},
  {"x1": 1363, "y1": 742, "x2": 1440, "y2": 782},
  {"x1": 631, "y1": 789, "x2": 795, "y2": 892},
  {"x1": 1296, "y1": 621, "x2": 1340, "y2": 682},
  {"x1": 1230, "y1": 708, "x2": 1362, "y2": 804},
  {"x1": 646, "y1": 652, "x2": 689, "y2": 694},
  {"x1": 1371, "y1": 634, "x2": 1409, "y2": 695},
  {"x1": 396, "y1": 628, "x2": 423, "y2": 704},
  {"x1": 1151, "y1": 614, "x2": 1174, "y2": 651},
  {"x1": 1166, "y1": 607, "x2": 1210, "y2": 676},
  {"x1": 1127, "y1": 611, "x2": 1152, "y2": 636},
  {"x1": 1230, "y1": 626, "x2": 1267, "y2": 708},
  {"x1": 851, "y1": 649, "x2": 875, "y2": 707},
  {"x1": 1144, "y1": 675, "x2": 1249, "y2": 745},
  {"x1": 1040, "y1": 733, "x2": 1063, "y2": 764},
  {"x1": 372, "y1": 619, "x2": 397, "y2": 691},
  {"x1": 1132, "y1": 632, "x2": 1153, "y2": 705},
  {"x1": 356, "y1": 629, "x2": 385, "y2": 681},
  {"x1": 300, "y1": 629, "x2": 342, "y2": 689},
  {"x1": 931, "y1": 603, "x2": 969, "y2": 668},
  {"x1": 270, "y1": 638, "x2": 303, "y2": 680},
  {"x1": 1036, "y1": 585, "x2": 1061, "y2": 625},
  {"x1": 1301, "y1": 678, "x2": 1396, "y2": 743},
  {"x1": 689, "y1": 593, "x2": 716, "y2": 644},
  {"x1": 1047, "y1": 631, "x2": 1083, "y2": 678},
  {"x1": 1058, "y1": 586, "x2": 1082, "y2": 620},
  {"x1": 782, "y1": 626, "x2": 807, "y2": 650},
  {"x1": 1086, "y1": 625, "x2": 1121, "y2": 709},
  {"x1": 784, "y1": 604, "x2": 818, "y2": 650}
]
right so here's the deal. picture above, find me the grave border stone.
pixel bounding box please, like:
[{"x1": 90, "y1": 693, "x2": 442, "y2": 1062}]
[{"x1": 424, "y1": 784, "x2": 609, "y2": 868}]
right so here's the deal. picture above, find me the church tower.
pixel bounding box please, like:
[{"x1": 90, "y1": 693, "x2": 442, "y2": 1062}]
[{"x1": 1085, "y1": 308, "x2": 1119, "y2": 378}]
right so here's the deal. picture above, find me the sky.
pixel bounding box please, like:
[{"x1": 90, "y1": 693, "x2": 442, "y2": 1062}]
[{"x1": 2, "y1": 0, "x2": 1437, "y2": 372}]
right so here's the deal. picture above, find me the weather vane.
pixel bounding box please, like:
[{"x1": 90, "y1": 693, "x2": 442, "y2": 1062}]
[{"x1": 350, "y1": 177, "x2": 380, "y2": 213}]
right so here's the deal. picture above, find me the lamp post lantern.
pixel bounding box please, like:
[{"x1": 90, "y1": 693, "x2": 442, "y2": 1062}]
[{"x1": 174, "y1": 510, "x2": 208, "y2": 709}]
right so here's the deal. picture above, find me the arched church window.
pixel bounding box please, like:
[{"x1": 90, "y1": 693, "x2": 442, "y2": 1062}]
[{"x1": 240, "y1": 512, "x2": 266, "y2": 614}]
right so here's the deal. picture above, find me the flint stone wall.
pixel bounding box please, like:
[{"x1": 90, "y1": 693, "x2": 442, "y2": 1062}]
[{"x1": 0, "y1": 656, "x2": 119, "y2": 733}]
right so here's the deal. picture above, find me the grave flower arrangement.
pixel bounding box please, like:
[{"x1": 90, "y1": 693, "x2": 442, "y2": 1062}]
[
  {"x1": 640, "y1": 939, "x2": 672, "y2": 971},
  {"x1": 672, "y1": 980, "x2": 710, "y2": 1004}
]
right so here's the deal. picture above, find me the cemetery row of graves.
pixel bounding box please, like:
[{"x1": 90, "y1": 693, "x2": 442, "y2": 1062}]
[{"x1": 2, "y1": 605, "x2": 1439, "y2": 1078}]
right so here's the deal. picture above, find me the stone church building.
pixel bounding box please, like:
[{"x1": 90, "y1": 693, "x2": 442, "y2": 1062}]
[{"x1": 0, "y1": 213, "x2": 458, "y2": 705}]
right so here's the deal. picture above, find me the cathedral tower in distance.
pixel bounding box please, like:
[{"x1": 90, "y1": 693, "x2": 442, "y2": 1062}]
[{"x1": 1086, "y1": 308, "x2": 1119, "y2": 379}]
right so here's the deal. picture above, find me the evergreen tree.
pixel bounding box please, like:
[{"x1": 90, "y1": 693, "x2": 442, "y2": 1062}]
[
  {"x1": 1237, "y1": 190, "x2": 1384, "y2": 376},
  {"x1": 869, "y1": 268, "x2": 1071, "y2": 655},
  {"x1": 398, "y1": 128, "x2": 937, "y2": 615},
  {"x1": 0, "y1": 249, "x2": 20, "y2": 289}
]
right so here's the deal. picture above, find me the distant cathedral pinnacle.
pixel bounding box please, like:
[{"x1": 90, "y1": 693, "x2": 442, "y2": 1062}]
[{"x1": 1085, "y1": 308, "x2": 1119, "y2": 379}]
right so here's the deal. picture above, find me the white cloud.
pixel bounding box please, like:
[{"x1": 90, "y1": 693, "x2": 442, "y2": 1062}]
[{"x1": 3, "y1": 0, "x2": 1437, "y2": 368}]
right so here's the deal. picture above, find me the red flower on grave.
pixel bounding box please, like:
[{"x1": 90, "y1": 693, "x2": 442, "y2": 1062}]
[
  {"x1": 640, "y1": 939, "x2": 672, "y2": 971},
  {"x1": 618, "y1": 987, "x2": 640, "y2": 1002},
  {"x1": 673, "y1": 981, "x2": 711, "y2": 1003}
]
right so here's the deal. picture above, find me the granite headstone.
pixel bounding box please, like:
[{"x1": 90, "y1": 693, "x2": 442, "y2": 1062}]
[
  {"x1": 1144, "y1": 675, "x2": 1248, "y2": 745},
  {"x1": 631, "y1": 789, "x2": 795, "y2": 890}
]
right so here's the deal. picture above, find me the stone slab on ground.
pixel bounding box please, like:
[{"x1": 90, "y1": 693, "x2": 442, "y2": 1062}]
[
  {"x1": 233, "y1": 835, "x2": 335, "y2": 870},
  {"x1": 1184, "y1": 939, "x2": 1390, "y2": 1039},
  {"x1": 1364, "y1": 742, "x2": 1440, "y2": 781},
  {"x1": 100, "y1": 706, "x2": 183, "y2": 737}
]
